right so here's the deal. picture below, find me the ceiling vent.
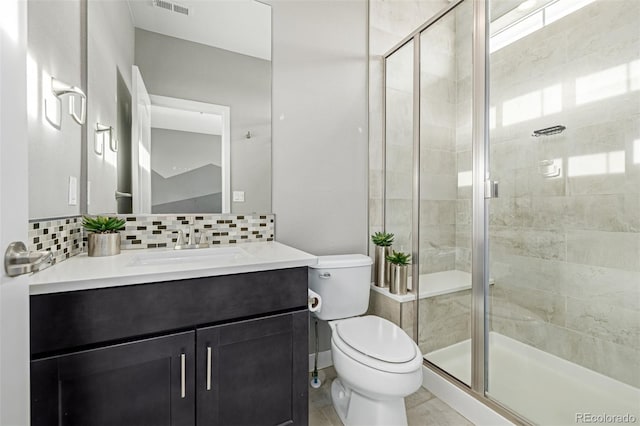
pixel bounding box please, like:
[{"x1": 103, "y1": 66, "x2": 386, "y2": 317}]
[
  {"x1": 172, "y1": 3, "x2": 189, "y2": 15},
  {"x1": 152, "y1": 0, "x2": 190, "y2": 16}
]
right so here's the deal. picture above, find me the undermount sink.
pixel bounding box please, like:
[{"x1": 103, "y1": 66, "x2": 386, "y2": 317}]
[{"x1": 128, "y1": 246, "x2": 250, "y2": 267}]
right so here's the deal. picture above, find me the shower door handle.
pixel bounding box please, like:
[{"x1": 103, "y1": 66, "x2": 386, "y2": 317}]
[{"x1": 485, "y1": 180, "x2": 499, "y2": 199}]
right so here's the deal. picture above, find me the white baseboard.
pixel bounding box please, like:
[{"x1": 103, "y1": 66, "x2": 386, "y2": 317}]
[
  {"x1": 309, "y1": 350, "x2": 333, "y2": 372},
  {"x1": 422, "y1": 366, "x2": 514, "y2": 426}
]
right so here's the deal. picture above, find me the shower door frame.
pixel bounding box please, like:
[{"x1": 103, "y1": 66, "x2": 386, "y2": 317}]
[{"x1": 381, "y1": 0, "x2": 528, "y2": 423}]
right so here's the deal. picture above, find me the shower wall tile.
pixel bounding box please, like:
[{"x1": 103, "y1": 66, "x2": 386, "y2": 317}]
[
  {"x1": 420, "y1": 225, "x2": 455, "y2": 249},
  {"x1": 385, "y1": 171, "x2": 414, "y2": 199},
  {"x1": 530, "y1": 194, "x2": 640, "y2": 232},
  {"x1": 418, "y1": 289, "x2": 471, "y2": 354},
  {"x1": 566, "y1": 297, "x2": 640, "y2": 349},
  {"x1": 454, "y1": 248, "x2": 471, "y2": 273},
  {"x1": 419, "y1": 125, "x2": 455, "y2": 152},
  {"x1": 419, "y1": 200, "x2": 456, "y2": 226},
  {"x1": 566, "y1": 230, "x2": 640, "y2": 271},
  {"x1": 455, "y1": 200, "x2": 471, "y2": 226},
  {"x1": 420, "y1": 79, "x2": 456, "y2": 108},
  {"x1": 420, "y1": 149, "x2": 456, "y2": 176},
  {"x1": 492, "y1": 285, "x2": 566, "y2": 328},
  {"x1": 367, "y1": 290, "x2": 401, "y2": 326},
  {"x1": 420, "y1": 174, "x2": 457, "y2": 200},
  {"x1": 491, "y1": 255, "x2": 640, "y2": 310},
  {"x1": 490, "y1": 227, "x2": 567, "y2": 261},
  {"x1": 419, "y1": 248, "x2": 455, "y2": 274}
]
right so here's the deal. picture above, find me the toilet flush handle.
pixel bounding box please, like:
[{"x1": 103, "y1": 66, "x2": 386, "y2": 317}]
[{"x1": 319, "y1": 272, "x2": 331, "y2": 279}]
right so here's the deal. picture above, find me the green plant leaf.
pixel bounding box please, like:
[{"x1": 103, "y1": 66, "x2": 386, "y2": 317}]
[
  {"x1": 385, "y1": 250, "x2": 411, "y2": 265},
  {"x1": 371, "y1": 231, "x2": 394, "y2": 247},
  {"x1": 82, "y1": 216, "x2": 125, "y2": 234}
]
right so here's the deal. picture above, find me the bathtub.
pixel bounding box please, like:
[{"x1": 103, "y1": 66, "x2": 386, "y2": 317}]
[{"x1": 425, "y1": 332, "x2": 640, "y2": 425}]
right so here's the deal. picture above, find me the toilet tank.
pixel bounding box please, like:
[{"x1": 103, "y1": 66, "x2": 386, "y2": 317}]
[{"x1": 308, "y1": 254, "x2": 373, "y2": 321}]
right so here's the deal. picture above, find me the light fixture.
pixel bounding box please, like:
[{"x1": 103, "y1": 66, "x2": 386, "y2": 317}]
[
  {"x1": 94, "y1": 123, "x2": 112, "y2": 156},
  {"x1": 45, "y1": 77, "x2": 86, "y2": 129}
]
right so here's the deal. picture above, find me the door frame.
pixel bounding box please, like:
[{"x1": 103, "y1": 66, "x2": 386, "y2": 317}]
[
  {"x1": 148, "y1": 94, "x2": 232, "y2": 214},
  {"x1": 0, "y1": 0, "x2": 31, "y2": 424}
]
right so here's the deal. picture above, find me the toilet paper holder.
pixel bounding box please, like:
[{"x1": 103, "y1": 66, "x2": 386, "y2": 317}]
[{"x1": 308, "y1": 289, "x2": 322, "y2": 312}]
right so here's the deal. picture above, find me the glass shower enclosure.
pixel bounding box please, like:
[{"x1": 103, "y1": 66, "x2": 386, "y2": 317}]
[{"x1": 383, "y1": 0, "x2": 640, "y2": 423}]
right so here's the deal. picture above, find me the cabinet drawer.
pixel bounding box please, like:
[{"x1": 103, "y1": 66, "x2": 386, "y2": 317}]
[{"x1": 31, "y1": 267, "x2": 307, "y2": 356}]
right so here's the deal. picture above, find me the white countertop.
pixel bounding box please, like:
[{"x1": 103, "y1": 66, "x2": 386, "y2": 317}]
[{"x1": 29, "y1": 242, "x2": 317, "y2": 295}]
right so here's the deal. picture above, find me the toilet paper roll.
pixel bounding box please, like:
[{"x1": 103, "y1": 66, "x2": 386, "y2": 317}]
[{"x1": 308, "y1": 289, "x2": 322, "y2": 313}]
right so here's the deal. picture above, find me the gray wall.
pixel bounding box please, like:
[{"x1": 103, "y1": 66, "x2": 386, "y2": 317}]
[
  {"x1": 87, "y1": 0, "x2": 135, "y2": 214},
  {"x1": 135, "y1": 29, "x2": 271, "y2": 214},
  {"x1": 272, "y1": 0, "x2": 369, "y2": 257},
  {"x1": 150, "y1": 128, "x2": 222, "y2": 212},
  {"x1": 27, "y1": 0, "x2": 83, "y2": 219},
  {"x1": 271, "y1": 0, "x2": 369, "y2": 354}
]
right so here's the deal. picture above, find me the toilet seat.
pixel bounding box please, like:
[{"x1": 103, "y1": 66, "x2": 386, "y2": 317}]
[{"x1": 331, "y1": 316, "x2": 422, "y2": 374}]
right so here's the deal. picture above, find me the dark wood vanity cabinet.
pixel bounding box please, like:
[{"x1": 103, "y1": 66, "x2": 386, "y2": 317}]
[
  {"x1": 30, "y1": 268, "x2": 309, "y2": 426},
  {"x1": 32, "y1": 331, "x2": 196, "y2": 426},
  {"x1": 197, "y1": 311, "x2": 308, "y2": 426}
]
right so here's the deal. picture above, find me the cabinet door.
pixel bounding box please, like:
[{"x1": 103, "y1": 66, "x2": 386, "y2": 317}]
[
  {"x1": 197, "y1": 311, "x2": 308, "y2": 426},
  {"x1": 32, "y1": 331, "x2": 195, "y2": 426}
]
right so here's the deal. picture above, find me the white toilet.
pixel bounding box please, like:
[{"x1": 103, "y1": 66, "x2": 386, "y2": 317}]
[{"x1": 309, "y1": 254, "x2": 423, "y2": 426}]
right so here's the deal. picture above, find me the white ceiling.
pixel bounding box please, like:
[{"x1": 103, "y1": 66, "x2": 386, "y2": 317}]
[{"x1": 127, "y1": 0, "x2": 271, "y2": 60}]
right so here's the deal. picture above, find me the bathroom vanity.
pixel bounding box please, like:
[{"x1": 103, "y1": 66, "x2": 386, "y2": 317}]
[{"x1": 28, "y1": 242, "x2": 315, "y2": 426}]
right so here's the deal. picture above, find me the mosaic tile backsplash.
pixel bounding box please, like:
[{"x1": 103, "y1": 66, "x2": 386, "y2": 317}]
[
  {"x1": 28, "y1": 217, "x2": 84, "y2": 265},
  {"x1": 119, "y1": 214, "x2": 275, "y2": 250},
  {"x1": 28, "y1": 214, "x2": 275, "y2": 267}
]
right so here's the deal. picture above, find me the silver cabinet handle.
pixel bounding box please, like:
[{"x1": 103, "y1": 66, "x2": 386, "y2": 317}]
[
  {"x1": 206, "y1": 346, "x2": 212, "y2": 391},
  {"x1": 180, "y1": 353, "x2": 186, "y2": 398},
  {"x1": 319, "y1": 272, "x2": 331, "y2": 279}
]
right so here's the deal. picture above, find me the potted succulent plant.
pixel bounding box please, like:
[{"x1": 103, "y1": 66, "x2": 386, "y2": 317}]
[
  {"x1": 83, "y1": 216, "x2": 126, "y2": 257},
  {"x1": 371, "y1": 231, "x2": 394, "y2": 287},
  {"x1": 386, "y1": 250, "x2": 411, "y2": 295}
]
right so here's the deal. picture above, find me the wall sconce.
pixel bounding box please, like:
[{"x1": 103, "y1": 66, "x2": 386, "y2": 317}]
[
  {"x1": 245, "y1": 131, "x2": 252, "y2": 139},
  {"x1": 94, "y1": 123, "x2": 114, "y2": 156},
  {"x1": 45, "y1": 77, "x2": 86, "y2": 129}
]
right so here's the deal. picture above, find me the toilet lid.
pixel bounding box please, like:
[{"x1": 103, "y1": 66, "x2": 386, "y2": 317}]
[{"x1": 335, "y1": 316, "x2": 416, "y2": 363}]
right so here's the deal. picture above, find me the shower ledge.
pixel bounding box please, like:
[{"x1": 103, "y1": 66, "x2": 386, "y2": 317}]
[{"x1": 371, "y1": 269, "x2": 495, "y2": 303}]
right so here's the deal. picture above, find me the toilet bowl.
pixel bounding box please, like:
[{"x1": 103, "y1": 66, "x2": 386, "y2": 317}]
[{"x1": 308, "y1": 255, "x2": 423, "y2": 426}]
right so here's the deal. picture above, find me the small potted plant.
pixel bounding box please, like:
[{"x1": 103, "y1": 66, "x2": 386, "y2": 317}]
[
  {"x1": 371, "y1": 231, "x2": 394, "y2": 287},
  {"x1": 83, "y1": 216, "x2": 126, "y2": 257},
  {"x1": 386, "y1": 250, "x2": 411, "y2": 295}
]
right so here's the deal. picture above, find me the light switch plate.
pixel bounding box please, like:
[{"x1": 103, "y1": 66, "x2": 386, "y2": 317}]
[
  {"x1": 233, "y1": 191, "x2": 245, "y2": 202},
  {"x1": 68, "y1": 176, "x2": 78, "y2": 206}
]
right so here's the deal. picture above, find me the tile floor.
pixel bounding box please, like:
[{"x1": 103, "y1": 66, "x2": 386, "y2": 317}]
[{"x1": 309, "y1": 367, "x2": 474, "y2": 426}]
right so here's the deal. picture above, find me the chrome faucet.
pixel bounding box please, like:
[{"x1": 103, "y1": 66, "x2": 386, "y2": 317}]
[
  {"x1": 174, "y1": 227, "x2": 209, "y2": 250},
  {"x1": 187, "y1": 225, "x2": 196, "y2": 246}
]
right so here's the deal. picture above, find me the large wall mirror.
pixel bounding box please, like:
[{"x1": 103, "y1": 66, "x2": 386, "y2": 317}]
[
  {"x1": 88, "y1": 0, "x2": 272, "y2": 215},
  {"x1": 27, "y1": 0, "x2": 272, "y2": 220}
]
